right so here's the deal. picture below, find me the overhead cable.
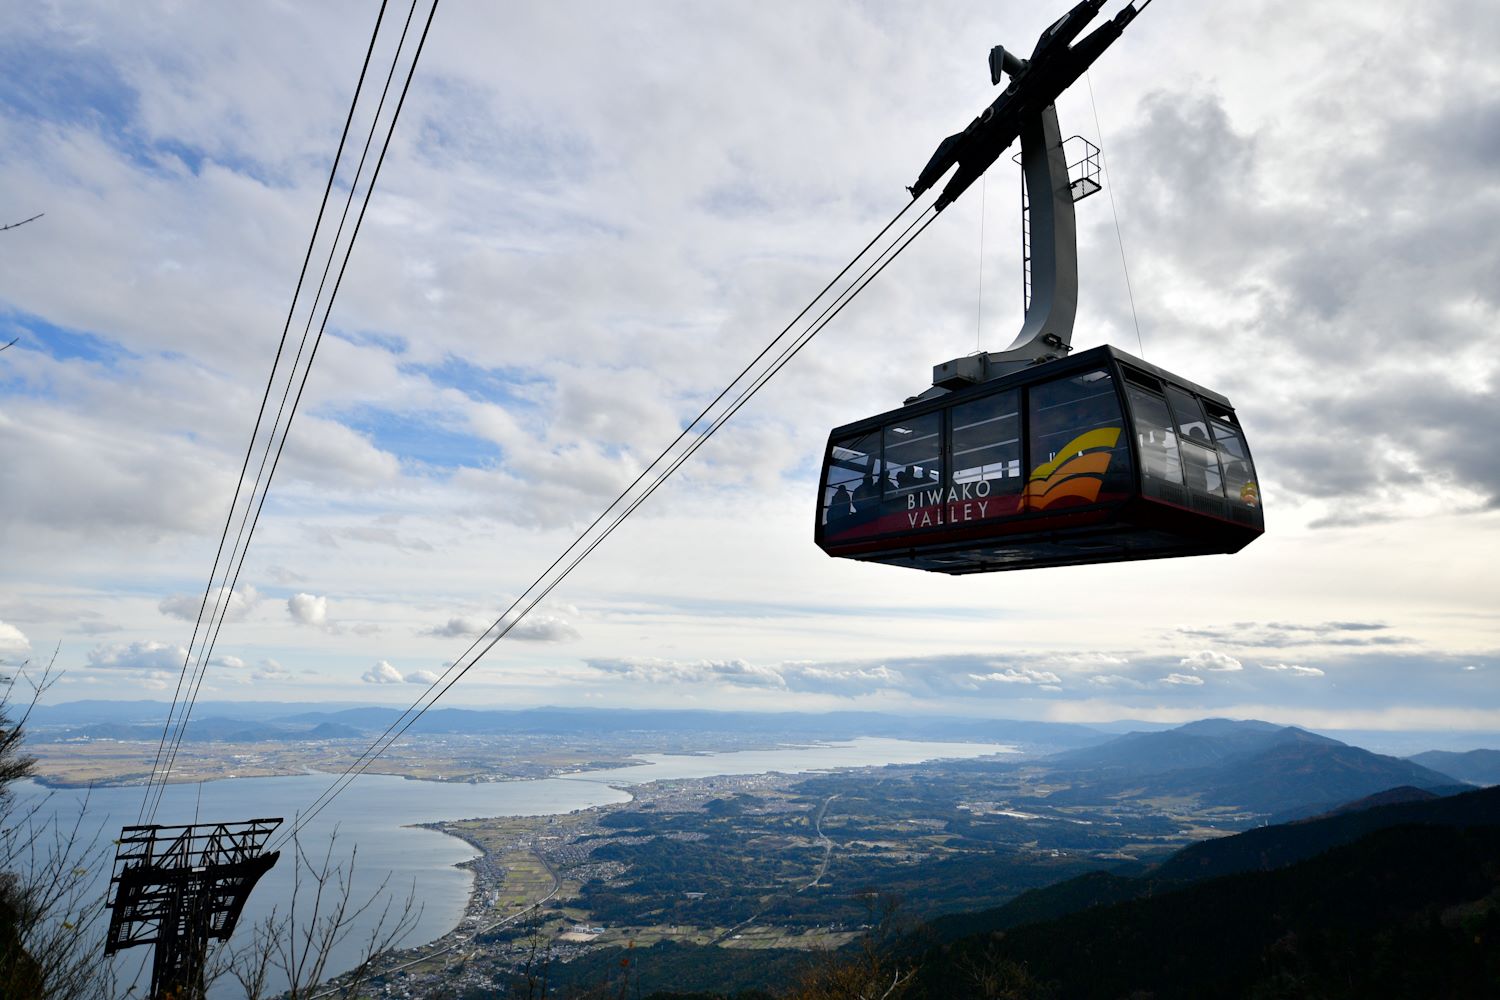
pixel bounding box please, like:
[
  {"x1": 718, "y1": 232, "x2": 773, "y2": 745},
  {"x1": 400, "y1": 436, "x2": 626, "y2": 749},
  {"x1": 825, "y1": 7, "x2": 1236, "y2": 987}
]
[
  {"x1": 142, "y1": 0, "x2": 440, "y2": 823},
  {"x1": 271, "y1": 198, "x2": 942, "y2": 849},
  {"x1": 138, "y1": 0, "x2": 397, "y2": 823}
]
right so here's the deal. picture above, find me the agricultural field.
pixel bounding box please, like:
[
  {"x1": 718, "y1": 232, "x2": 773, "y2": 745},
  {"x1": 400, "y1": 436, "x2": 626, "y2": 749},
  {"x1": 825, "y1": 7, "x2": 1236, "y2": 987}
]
[{"x1": 440, "y1": 756, "x2": 1252, "y2": 964}]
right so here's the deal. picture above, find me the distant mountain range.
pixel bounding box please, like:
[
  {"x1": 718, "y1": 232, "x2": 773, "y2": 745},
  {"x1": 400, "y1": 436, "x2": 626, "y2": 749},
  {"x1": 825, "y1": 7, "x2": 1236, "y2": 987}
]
[
  {"x1": 1040, "y1": 717, "x2": 1464, "y2": 817},
  {"x1": 1046, "y1": 717, "x2": 1330, "y2": 774},
  {"x1": 1406, "y1": 748, "x2": 1500, "y2": 786},
  {"x1": 24, "y1": 699, "x2": 369, "y2": 727},
  {"x1": 31, "y1": 716, "x2": 364, "y2": 744},
  {"x1": 26, "y1": 703, "x2": 1110, "y2": 751},
  {"x1": 24, "y1": 704, "x2": 1498, "y2": 813}
]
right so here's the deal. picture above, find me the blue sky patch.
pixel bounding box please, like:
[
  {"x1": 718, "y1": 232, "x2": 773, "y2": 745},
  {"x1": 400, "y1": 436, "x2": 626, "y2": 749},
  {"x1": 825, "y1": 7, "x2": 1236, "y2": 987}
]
[
  {"x1": 403, "y1": 355, "x2": 548, "y2": 409},
  {"x1": 329, "y1": 328, "x2": 409, "y2": 355},
  {"x1": 0, "y1": 40, "x2": 265, "y2": 182},
  {"x1": 0, "y1": 41, "x2": 138, "y2": 135},
  {"x1": 1, "y1": 311, "x2": 139, "y2": 367},
  {"x1": 340, "y1": 404, "x2": 501, "y2": 471}
]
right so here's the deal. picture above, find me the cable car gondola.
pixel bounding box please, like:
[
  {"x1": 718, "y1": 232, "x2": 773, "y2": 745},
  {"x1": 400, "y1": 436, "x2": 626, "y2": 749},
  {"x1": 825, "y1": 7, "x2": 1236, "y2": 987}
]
[
  {"x1": 814, "y1": 0, "x2": 1262, "y2": 573},
  {"x1": 815, "y1": 345, "x2": 1262, "y2": 574}
]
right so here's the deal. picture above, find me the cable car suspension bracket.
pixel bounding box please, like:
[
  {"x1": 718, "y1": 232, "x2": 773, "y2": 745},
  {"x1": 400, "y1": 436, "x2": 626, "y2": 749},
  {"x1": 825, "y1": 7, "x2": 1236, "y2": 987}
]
[{"x1": 904, "y1": 0, "x2": 1149, "y2": 403}]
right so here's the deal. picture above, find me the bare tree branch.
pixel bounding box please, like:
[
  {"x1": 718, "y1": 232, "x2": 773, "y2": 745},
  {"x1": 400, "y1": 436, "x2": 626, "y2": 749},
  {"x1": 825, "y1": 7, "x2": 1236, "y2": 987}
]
[
  {"x1": 221, "y1": 827, "x2": 420, "y2": 1000},
  {"x1": 0, "y1": 213, "x2": 44, "y2": 232},
  {"x1": 0, "y1": 649, "x2": 118, "y2": 1000}
]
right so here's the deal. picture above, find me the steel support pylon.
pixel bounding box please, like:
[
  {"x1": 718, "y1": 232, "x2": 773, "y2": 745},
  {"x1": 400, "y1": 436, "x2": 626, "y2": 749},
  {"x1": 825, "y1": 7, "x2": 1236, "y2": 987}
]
[{"x1": 105, "y1": 819, "x2": 281, "y2": 1000}]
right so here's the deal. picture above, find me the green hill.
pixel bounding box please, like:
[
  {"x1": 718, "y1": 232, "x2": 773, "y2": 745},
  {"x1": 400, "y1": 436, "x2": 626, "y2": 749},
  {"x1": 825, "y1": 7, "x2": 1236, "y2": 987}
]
[
  {"x1": 910, "y1": 822, "x2": 1500, "y2": 999},
  {"x1": 1409, "y1": 748, "x2": 1500, "y2": 786},
  {"x1": 925, "y1": 783, "x2": 1500, "y2": 945},
  {"x1": 904, "y1": 785, "x2": 1500, "y2": 998},
  {"x1": 1044, "y1": 720, "x2": 1460, "y2": 815}
]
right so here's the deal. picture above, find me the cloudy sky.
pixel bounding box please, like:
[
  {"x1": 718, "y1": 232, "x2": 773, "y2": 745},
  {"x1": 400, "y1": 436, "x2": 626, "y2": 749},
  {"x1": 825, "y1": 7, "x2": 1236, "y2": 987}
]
[{"x1": 1, "y1": 0, "x2": 1496, "y2": 733}]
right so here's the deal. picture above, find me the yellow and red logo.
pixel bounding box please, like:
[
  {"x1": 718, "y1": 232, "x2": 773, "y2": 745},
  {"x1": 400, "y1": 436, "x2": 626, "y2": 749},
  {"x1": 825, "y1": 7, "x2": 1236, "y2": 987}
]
[{"x1": 1025, "y1": 427, "x2": 1121, "y2": 510}]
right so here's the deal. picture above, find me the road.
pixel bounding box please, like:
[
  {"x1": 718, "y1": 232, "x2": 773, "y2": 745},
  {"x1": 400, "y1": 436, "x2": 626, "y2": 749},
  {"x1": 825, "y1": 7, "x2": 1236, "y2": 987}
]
[
  {"x1": 710, "y1": 793, "x2": 840, "y2": 945},
  {"x1": 804, "y1": 793, "x2": 839, "y2": 890}
]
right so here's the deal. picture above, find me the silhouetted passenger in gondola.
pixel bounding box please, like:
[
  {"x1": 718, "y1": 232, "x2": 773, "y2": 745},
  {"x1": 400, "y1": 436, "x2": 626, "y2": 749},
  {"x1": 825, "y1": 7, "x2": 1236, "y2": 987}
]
[
  {"x1": 828, "y1": 484, "x2": 853, "y2": 522},
  {"x1": 1184, "y1": 426, "x2": 1217, "y2": 493},
  {"x1": 851, "y1": 472, "x2": 879, "y2": 523},
  {"x1": 1223, "y1": 458, "x2": 1250, "y2": 497}
]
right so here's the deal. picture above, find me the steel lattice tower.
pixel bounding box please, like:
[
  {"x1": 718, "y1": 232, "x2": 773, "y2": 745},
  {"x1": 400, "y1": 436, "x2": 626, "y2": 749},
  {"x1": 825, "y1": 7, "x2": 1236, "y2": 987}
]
[{"x1": 105, "y1": 819, "x2": 281, "y2": 1000}]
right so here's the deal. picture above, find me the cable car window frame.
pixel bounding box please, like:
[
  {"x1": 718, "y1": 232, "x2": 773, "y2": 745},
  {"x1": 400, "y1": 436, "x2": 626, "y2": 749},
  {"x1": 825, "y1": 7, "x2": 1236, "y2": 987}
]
[
  {"x1": 1025, "y1": 367, "x2": 1133, "y2": 514},
  {"x1": 1166, "y1": 384, "x2": 1225, "y2": 498},
  {"x1": 949, "y1": 389, "x2": 1025, "y2": 499},
  {"x1": 1122, "y1": 379, "x2": 1184, "y2": 488},
  {"x1": 882, "y1": 412, "x2": 943, "y2": 499},
  {"x1": 821, "y1": 429, "x2": 881, "y2": 529},
  {"x1": 1201, "y1": 400, "x2": 1260, "y2": 509}
]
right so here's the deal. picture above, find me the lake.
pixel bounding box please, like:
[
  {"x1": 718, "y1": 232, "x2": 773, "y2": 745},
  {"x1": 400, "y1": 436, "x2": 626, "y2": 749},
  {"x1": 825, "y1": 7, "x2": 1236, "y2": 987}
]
[{"x1": 12, "y1": 737, "x2": 1014, "y2": 996}]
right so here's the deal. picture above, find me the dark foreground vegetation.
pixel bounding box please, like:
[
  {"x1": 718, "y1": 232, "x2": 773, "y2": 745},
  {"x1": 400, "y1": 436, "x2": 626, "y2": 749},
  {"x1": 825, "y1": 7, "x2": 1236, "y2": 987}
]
[
  {"x1": 1, "y1": 669, "x2": 416, "y2": 1000},
  {"x1": 1, "y1": 666, "x2": 115, "y2": 1000}
]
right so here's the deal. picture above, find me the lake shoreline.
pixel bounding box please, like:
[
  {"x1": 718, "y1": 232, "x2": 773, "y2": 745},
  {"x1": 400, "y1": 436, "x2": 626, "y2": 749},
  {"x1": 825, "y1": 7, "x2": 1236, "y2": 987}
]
[
  {"x1": 25, "y1": 747, "x2": 660, "y2": 790},
  {"x1": 392, "y1": 742, "x2": 1022, "y2": 969},
  {"x1": 18, "y1": 737, "x2": 1016, "y2": 997}
]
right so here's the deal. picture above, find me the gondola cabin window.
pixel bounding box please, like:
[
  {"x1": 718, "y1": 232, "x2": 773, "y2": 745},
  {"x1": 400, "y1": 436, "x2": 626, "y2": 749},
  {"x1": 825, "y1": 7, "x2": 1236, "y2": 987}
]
[
  {"x1": 951, "y1": 390, "x2": 1024, "y2": 503},
  {"x1": 883, "y1": 412, "x2": 943, "y2": 520},
  {"x1": 1203, "y1": 401, "x2": 1260, "y2": 508},
  {"x1": 1124, "y1": 382, "x2": 1183, "y2": 487},
  {"x1": 1166, "y1": 385, "x2": 1225, "y2": 497},
  {"x1": 1025, "y1": 369, "x2": 1132, "y2": 511},
  {"x1": 822, "y1": 429, "x2": 879, "y2": 527}
]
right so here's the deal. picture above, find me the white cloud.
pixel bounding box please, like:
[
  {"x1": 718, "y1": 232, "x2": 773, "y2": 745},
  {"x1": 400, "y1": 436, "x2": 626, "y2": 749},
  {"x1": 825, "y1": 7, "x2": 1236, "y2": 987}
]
[
  {"x1": 422, "y1": 608, "x2": 580, "y2": 641},
  {"x1": 588, "y1": 657, "x2": 788, "y2": 688},
  {"x1": 507, "y1": 615, "x2": 580, "y2": 642},
  {"x1": 361, "y1": 660, "x2": 405, "y2": 685},
  {"x1": 159, "y1": 585, "x2": 259, "y2": 623},
  {"x1": 407, "y1": 668, "x2": 441, "y2": 684},
  {"x1": 281, "y1": 417, "x2": 400, "y2": 490},
  {"x1": 1260, "y1": 662, "x2": 1326, "y2": 677},
  {"x1": 268, "y1": 566, "x2": 306, "y2": 585},
  {"x1": 287, "y1": 593, "x2": 329, "y2": 628},
  {"x1": 969, "y1": 668, "x2": 1062, "y2": 686},
  {"x1": 253, "y1": 658, "x2": 292, "y2": 682},
  {"x1": 139, "y1": 669, "x2": 176, "y2": 691},
  {"x1": 419, "y1": 616, "x2": 490, "y2": 639},
  {"x1": 0, "y1": 621, "x2": 31, "y2": 659},
  {"x1": 1161, "y1": 673, "x2": 1205, "y2": 686},
  {"x1": 213, "y1": 655, "x2": 247, "y2": 669},
  {"x1": 1088, "y1": 674, "x2": 1147, "y2": 689},
  {"x1": 86, "y1": 640, "x2": 187, "y2": 672},
  {"x1": 314, "y1": 523, "x2": 434, "y2": 553},
  {"x1": 786, "y1": 663, "x2": 902, "y2": 695},
  {"x1": 1179, "y1": 650, "x2": 1244, "y2": 673},
  {"x1": 1056, "y1": 653, "x2": 1131, "y2": 669},
  {"x1": 75, "y1": 621, "x2": 123, "y2": 635}
]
